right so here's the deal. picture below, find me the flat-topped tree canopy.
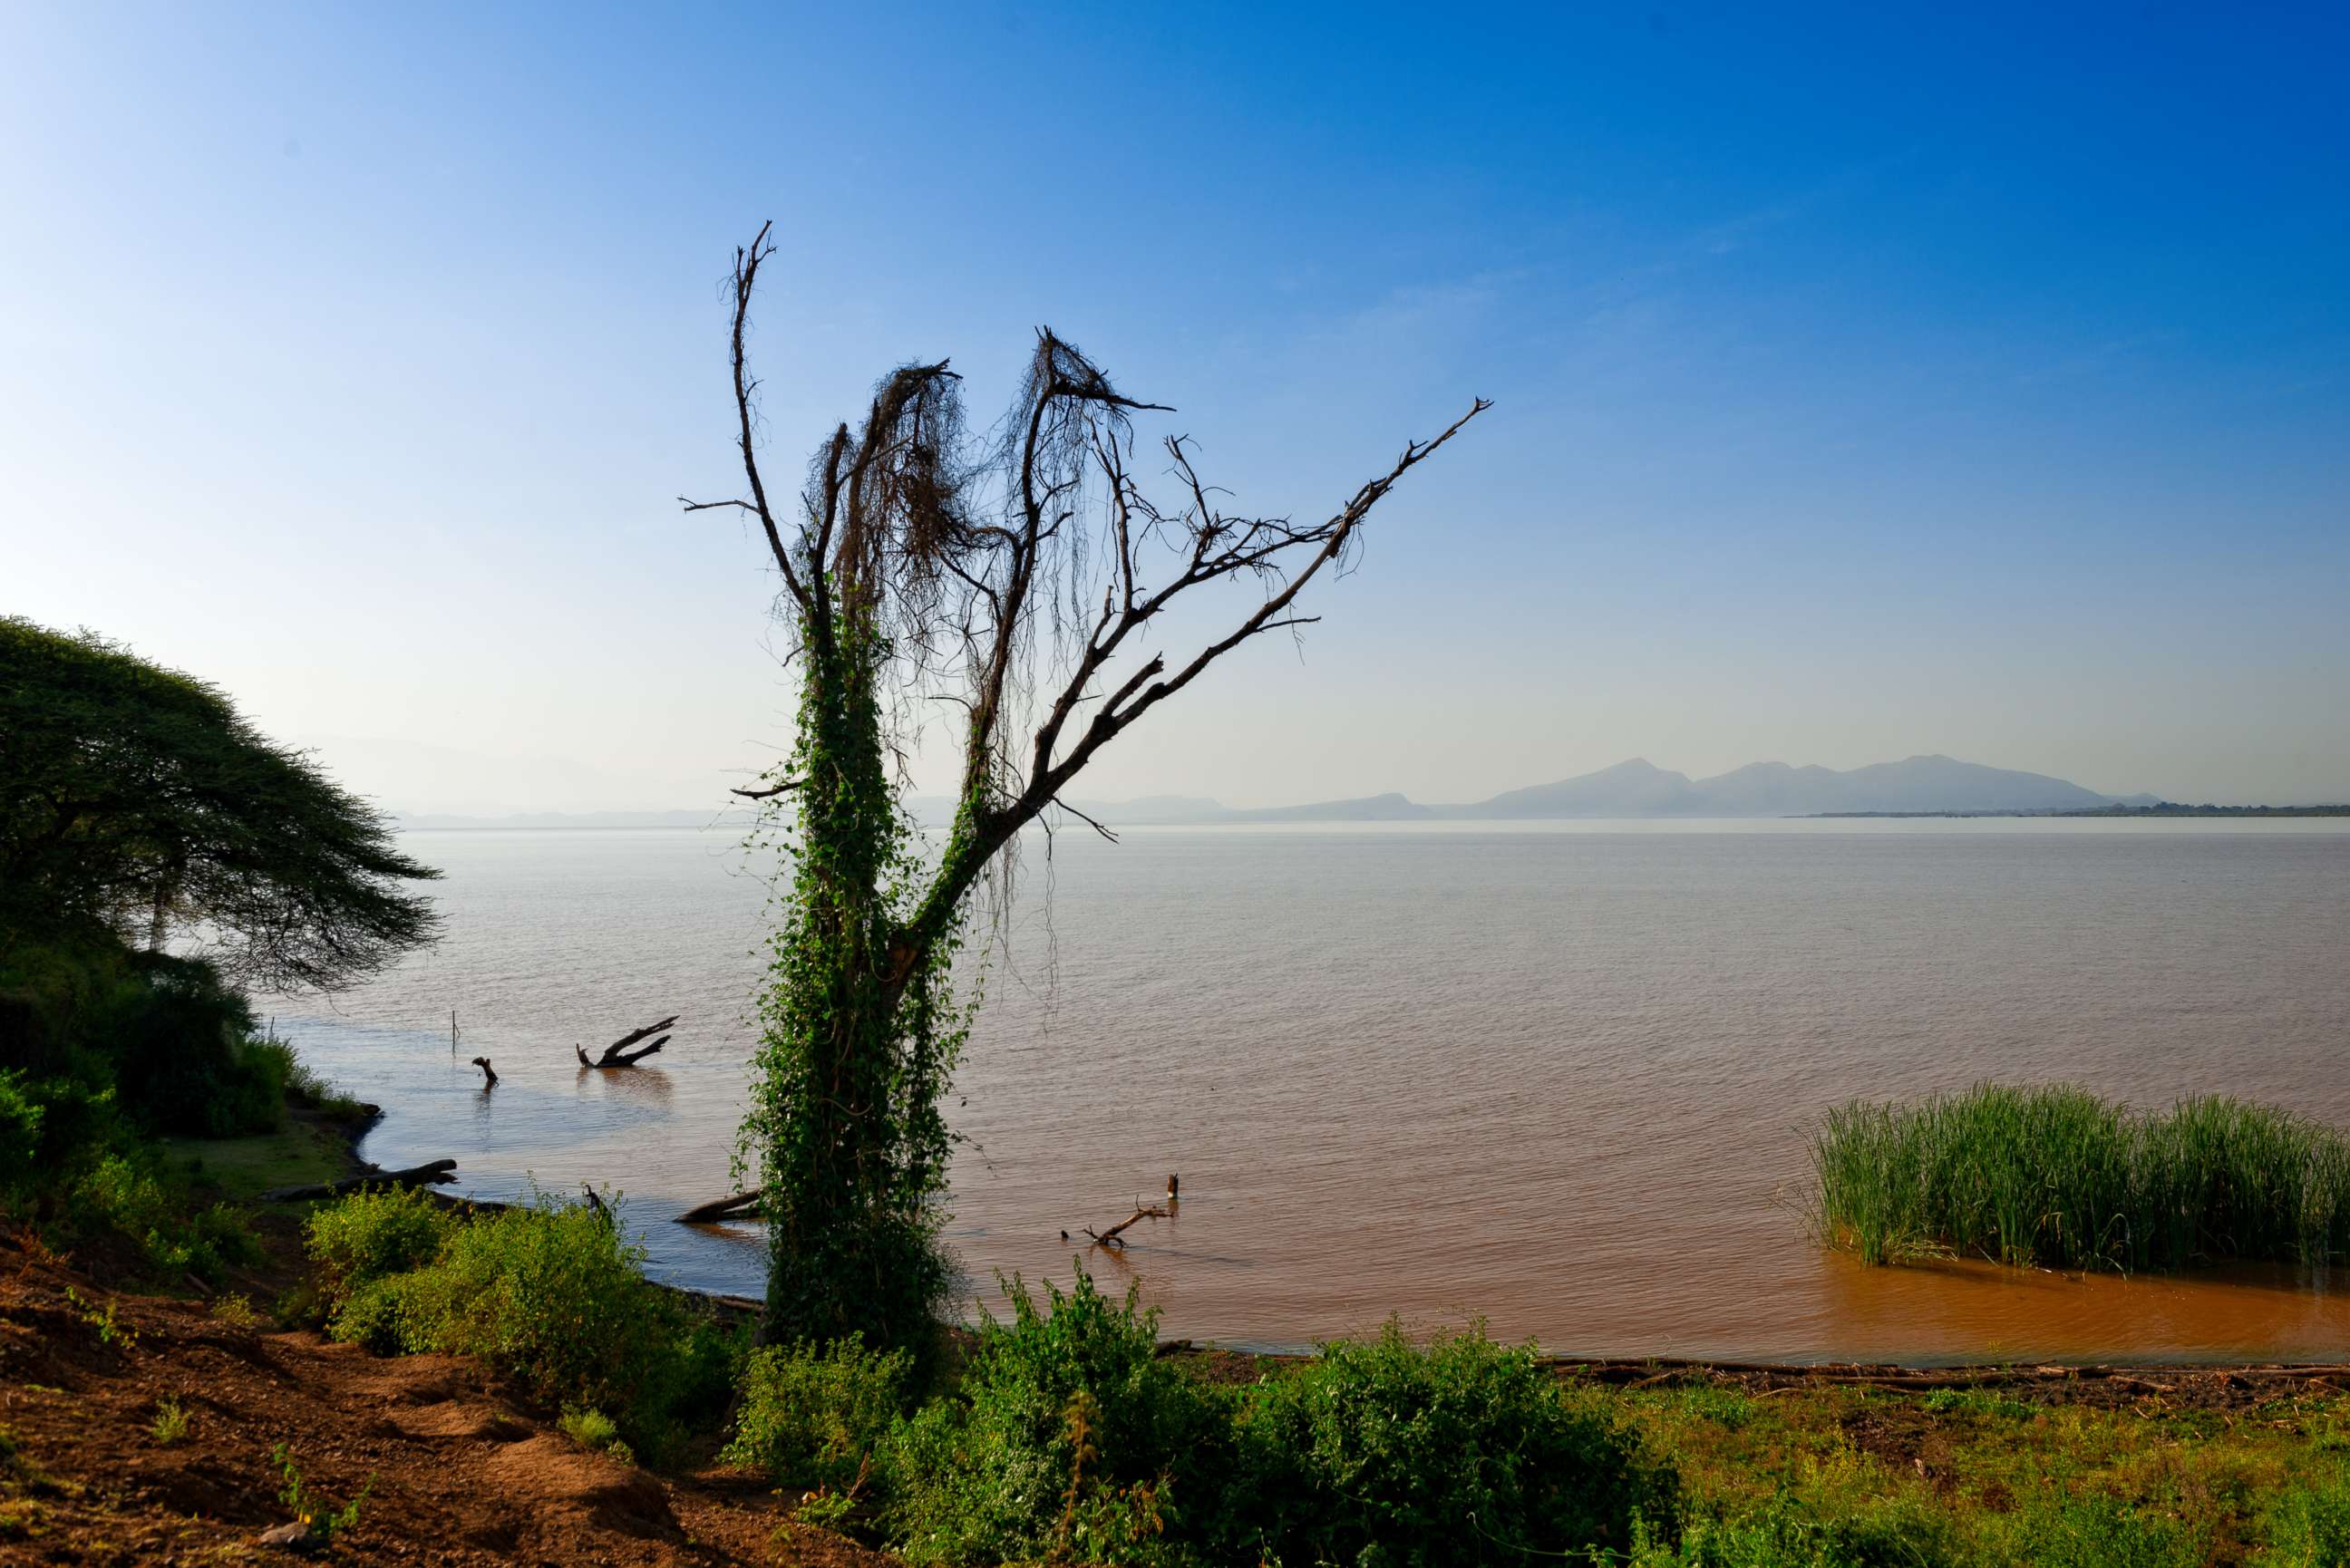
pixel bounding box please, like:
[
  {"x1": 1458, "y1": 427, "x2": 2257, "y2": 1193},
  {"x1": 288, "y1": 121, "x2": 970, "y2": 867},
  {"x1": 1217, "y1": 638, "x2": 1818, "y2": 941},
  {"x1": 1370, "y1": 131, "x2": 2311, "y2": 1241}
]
[{"x1": 0, "y1": 616, "x2": 441, "y2": 992}]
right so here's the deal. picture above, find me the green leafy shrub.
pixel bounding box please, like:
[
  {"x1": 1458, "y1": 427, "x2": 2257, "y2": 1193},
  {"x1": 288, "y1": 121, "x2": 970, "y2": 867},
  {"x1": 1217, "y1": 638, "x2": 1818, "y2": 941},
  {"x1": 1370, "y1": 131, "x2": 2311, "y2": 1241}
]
[
  {"x1": 151, "y1": 1399, "x2": 190, "y2": 1446},
  {"x1": 305, "y1": 1186, "x2": 458, "y2": 1296},
  {"x1": 0, "y1": 1072, "x2": 42, "y2": 1195},
  {"x1": 327, "y1": 1273, "x2": 430, "y2": 1356},
  {"x1": 91, "y1": 955, "x2": 282, "y2": 1137},
  {"x1": 209, "y1": 1293, "x2": 260, "y2": 1330},
  {"x1": 559, "y1": 1408, "x2": 635, "y2": 1465},
  {"x1": 879, "y1": 1269, "x2": 1234, "y2": 1566},
  {"x1": 863, "y1": 1275, "x2": 1669, "y2": 1567},
  {"x1": 0, "y1": 944, "x2": 288, "y2": 1148},
  {"x1": 1239, "y1": 1321, "x2": 1672, "y2": 1568},
  {"x1": 725, "y1": 1332, "x2": 910, "y2": 1492},
  {"x1": 246, "y1": 1034, "x2": 373, "y2": 1121},
  {"x1": 62, "y1": 1152, "x2": 260, "y2": 1282},
  {"x1": 422, "y1": 1195, "x2": 677, "y2": 1416},
  {"x1": 307, "y1": 1185, "x2": 740, "y2": 1461}
]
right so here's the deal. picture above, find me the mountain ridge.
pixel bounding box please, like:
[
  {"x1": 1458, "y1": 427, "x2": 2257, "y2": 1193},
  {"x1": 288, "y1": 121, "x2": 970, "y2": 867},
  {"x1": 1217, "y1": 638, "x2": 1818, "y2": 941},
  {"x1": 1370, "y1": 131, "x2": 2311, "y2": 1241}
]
[
  {"x1": 1078, "y1": 753, "x2": 2145, "y2": 825},
  {"x1": 393, "y1": 756, "x2": 2167, "y2": 830}
]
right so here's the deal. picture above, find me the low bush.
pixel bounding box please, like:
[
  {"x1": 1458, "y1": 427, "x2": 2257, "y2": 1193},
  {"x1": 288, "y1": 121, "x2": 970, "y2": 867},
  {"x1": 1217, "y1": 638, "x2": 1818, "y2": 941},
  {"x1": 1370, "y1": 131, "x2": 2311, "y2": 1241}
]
[
  {"x1": 725, "y1": 1332, "x2": 909, "y2": 1494},
  {"x1": 151, "y1": 1399, "x2": 191, "y2": 1447},
  {"x1": 421, "y1": 1195, "x2": 688, "y2": 1422},
  {"x1": 209, "y1": 1293, "x2": 261, "y2": 1330},
  {"x1": 832, "y1": 1270, "x2": 1669, "y2": 1568},
  {"x1": 879, "y1": 1269, "x2": 1237, "y2": 1565},
  {"x1": 58, "y1": 1152, "x2": 261, "y2": 1283},
  {"x1": 0, "y1": 1072, "x2": 41, "y2": 1195},
  {"x1": 306, "y1": 1185, "x2": 744, "y2": 1461},
  {"x1": 248, "y1": 1034, "x2": 374, "y2": 1121},
  {"x1": 0, "y1": 944, "x2": 288, "y2": 1142},
  {"x1": 1240, "y1": 1321, "x2": 1671, "y2": 1567},
  {"x1": 305, "y1": 1185, "x2": 457, "y2": 1294},
  {"x1": 559, "y1": 1408, "x2": 634, "y2": 1465}
]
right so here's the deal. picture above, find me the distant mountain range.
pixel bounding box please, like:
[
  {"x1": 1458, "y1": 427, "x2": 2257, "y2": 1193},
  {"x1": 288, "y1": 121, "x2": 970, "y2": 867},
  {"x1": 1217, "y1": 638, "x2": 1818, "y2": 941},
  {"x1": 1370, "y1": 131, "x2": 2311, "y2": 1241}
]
[
  {"x1": 395, "y1": 755, "x2": 2161, "y2": 830},
  {"x1": 1054, "y1": 755, "x2": 2161, "y2": 825}
]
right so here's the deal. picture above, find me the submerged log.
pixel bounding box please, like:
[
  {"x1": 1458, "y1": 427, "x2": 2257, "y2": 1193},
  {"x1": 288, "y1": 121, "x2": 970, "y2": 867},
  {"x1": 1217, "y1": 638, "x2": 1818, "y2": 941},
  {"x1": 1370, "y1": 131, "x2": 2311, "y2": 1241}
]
[
  {"x1": 676, "y1": 1188, "x2": 764, "y2": 1224},
  {"x1": 257, "y1": 1157, "x2": 458, "y2": 1204},
  {"x1": 1083, "y1": 1203, "x2": 1170, "y2": 1248},
  {"x1": 577, "y1": 1015, "x2": 679, "y2": 1069}
]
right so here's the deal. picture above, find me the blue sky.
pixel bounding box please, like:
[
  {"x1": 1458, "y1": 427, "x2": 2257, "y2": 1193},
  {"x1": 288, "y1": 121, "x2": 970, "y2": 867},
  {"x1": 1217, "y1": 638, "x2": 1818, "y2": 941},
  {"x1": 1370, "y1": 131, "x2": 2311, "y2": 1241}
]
[{"x1": 5, "y1": 2, "x2": 2345, "y2": 808}]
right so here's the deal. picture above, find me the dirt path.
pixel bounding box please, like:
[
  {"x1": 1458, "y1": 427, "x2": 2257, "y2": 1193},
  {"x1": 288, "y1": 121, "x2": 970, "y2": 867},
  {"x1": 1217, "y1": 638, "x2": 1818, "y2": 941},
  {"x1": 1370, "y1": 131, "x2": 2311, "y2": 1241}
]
[{"x1": 0, "y1": 1225, "x2": 882, "y2": 1566}]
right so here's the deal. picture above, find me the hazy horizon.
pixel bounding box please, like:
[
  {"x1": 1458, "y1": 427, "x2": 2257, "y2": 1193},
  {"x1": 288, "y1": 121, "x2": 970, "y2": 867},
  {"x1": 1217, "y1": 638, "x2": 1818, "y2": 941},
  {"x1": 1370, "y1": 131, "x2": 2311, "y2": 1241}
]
[{"x1": 6, "y1": 5, "x2": 2345, "y2": 811}]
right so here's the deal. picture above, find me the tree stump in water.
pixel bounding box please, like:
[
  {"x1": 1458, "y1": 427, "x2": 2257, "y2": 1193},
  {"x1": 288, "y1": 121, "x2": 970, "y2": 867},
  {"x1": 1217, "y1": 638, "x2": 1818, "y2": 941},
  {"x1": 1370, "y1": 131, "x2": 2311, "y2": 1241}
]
[{"x1": 576, "y1": 1015, "x2": 677, "y2": 1069}]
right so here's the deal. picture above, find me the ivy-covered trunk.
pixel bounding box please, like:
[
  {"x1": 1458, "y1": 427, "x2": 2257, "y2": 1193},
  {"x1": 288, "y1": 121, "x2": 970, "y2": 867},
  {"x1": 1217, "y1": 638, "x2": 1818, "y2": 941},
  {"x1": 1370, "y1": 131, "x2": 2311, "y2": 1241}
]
[{"x1": 742, "y1": 601, "x2": 966, "y2": 1359}]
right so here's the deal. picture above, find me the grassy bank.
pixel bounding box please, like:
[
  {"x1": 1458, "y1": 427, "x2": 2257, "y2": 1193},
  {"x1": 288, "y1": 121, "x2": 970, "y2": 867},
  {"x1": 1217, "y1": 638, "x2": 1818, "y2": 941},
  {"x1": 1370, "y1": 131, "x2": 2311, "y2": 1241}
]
[
  {"x1": 1811, "y1": 1083, "x2": 2350, "y2": 1273},
  {"x1": 1616, "y1": 1370, "x2": 2350, "y2": 1566}
]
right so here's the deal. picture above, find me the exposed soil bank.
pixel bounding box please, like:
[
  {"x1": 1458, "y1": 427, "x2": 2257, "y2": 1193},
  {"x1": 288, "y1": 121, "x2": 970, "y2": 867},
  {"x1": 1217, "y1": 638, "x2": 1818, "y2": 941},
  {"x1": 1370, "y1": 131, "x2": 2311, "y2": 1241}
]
[{"x1": 0, "y1": 1221, "x2": 884, "y2": 1566}]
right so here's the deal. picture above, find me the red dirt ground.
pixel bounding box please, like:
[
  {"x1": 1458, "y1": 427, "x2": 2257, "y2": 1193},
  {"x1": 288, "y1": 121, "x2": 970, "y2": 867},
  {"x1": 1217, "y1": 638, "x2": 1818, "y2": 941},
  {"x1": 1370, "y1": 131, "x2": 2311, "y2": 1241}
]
[{"x1": 0, "y1": 1224, "x2": 887, "y2": 1567}]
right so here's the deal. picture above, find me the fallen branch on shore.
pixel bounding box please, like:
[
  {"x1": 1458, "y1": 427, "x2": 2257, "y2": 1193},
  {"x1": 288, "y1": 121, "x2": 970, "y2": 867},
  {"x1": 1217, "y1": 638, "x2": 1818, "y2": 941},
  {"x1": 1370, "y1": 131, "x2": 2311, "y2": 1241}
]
[
  {"x1": 675, "y1": 1188, "x2": 764, "y2": 1224},
  {"x1": 575, "y1": 1015, "x2": 678, "y2": 1069},
  {"x1": 257, "y1": 1158, "x2": 458, "y2": 1203}
]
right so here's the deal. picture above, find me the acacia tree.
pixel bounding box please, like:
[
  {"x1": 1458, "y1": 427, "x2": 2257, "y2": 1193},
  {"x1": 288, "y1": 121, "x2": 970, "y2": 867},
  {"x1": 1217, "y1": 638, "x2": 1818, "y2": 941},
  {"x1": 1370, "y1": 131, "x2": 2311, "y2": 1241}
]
[
  {"x1": 685, "y1": 224, "x2": 1484, "y2": 1353},
  {"x1": 0, "y1": 616, "x2": 440, "y2": 991}
]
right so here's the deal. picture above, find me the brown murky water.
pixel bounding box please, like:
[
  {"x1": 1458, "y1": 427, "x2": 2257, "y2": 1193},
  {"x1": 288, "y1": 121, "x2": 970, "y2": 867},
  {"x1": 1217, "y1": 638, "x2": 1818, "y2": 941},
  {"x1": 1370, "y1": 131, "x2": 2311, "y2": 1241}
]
[{"x1": 284, "y1": 820, "x2": 2350, "y2": 1361}]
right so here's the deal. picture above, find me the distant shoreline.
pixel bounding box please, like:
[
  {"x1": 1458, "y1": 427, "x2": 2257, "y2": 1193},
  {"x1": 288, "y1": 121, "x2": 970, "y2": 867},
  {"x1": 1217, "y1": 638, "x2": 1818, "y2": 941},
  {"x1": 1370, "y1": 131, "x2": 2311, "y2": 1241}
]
[{"x1": 1805, "y1": 805, "x2": 2350, "y2": 818}]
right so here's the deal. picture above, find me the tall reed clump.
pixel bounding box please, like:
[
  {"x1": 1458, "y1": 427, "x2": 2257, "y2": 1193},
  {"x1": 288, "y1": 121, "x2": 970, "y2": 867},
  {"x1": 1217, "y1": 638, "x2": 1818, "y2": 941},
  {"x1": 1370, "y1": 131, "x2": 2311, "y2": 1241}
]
[{"x1": 1811, "y1": 1083, "x2": 2350, "y2": 1273}]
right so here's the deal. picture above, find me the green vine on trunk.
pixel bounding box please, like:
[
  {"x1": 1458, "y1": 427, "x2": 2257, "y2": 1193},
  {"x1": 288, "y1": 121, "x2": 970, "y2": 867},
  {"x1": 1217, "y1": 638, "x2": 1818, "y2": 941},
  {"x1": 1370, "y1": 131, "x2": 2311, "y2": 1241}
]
[{"x1": 740, "y1": 586, "x2": 973, "y2": 1361}]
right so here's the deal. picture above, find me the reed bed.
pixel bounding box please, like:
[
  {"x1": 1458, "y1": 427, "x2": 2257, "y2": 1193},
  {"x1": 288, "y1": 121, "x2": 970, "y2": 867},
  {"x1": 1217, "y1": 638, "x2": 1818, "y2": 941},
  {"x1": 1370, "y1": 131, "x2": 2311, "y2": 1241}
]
[{"x1": 1811, "y1": 1083, "x2": 2350, "y2": 1273}]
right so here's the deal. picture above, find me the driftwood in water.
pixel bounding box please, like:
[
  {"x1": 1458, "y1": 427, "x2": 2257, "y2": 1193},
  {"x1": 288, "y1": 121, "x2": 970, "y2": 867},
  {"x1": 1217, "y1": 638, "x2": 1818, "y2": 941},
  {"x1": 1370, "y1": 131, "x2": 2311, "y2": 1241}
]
[
  {"x1": 1084, "y1": 1204, "x2": 1170, "y2": 1248},
  {"x1": 576, "y1": 1015, "x2": 678, "y2": 1069},
  {"x1": 471, "y1": 1056, "x2": 497, "y2": 1087},
  {"x1": 257, "y1": 1157, "x2": 458, "y2": 1204},
  {"x1": 676, "y1": 1188, "x2": 764, "y2": 1224}
]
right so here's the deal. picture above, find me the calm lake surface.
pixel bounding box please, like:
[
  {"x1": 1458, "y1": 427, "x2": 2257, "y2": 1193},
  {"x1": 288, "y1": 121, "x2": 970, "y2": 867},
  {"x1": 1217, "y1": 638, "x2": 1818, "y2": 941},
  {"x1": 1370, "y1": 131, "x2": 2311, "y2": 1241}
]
[{"x1": 271, "y1": 820, "x2": 2350, "y2": 1361}]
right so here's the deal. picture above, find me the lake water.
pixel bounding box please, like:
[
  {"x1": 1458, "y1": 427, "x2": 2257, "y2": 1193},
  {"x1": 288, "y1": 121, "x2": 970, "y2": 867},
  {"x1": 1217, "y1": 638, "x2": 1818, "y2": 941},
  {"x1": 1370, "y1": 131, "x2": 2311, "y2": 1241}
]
[{"x1": 269, "y1": 820, "x2": 2350, "y2": 1362}]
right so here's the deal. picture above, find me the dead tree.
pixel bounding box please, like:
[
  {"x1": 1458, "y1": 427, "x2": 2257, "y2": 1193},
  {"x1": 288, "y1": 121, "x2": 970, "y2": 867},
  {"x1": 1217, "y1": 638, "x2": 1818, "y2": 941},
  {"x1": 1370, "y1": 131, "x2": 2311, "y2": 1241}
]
[
  {"x1": 680, "y1": 222, "x2": 1482, "y2": 1350},
  {"x1": 575, "y1": 1015, "x2": 677, "y2": 1069},
  {"x1": 1083, "y1": 1204, "x2": 1170, "y2": 1249},
  {"x1": 676, "y1": 1188, "x2": 764, "y2": 1224}
]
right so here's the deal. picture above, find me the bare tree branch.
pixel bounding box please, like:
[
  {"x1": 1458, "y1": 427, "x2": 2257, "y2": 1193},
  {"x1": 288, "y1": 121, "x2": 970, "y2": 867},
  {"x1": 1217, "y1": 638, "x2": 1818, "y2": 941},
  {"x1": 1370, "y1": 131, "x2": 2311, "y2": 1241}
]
[{"x1": 1049, "y1": 796, "x2": 1120, "y2": 843}]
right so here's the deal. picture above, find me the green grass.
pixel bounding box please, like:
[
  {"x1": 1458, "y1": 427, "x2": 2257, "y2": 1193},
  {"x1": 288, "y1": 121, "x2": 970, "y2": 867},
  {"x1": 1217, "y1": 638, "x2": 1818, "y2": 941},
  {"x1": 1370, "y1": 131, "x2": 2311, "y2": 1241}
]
[
  {"x1": 1617, "y1": 1376, "x2": 2350, "y2": 1566},
  {"x1": 164, "y1": 1118, "x2": 349, "y2": 1201},
  {"x1": 1811, "y1": 1083, "x2": 2350, "y2": 1273}
]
